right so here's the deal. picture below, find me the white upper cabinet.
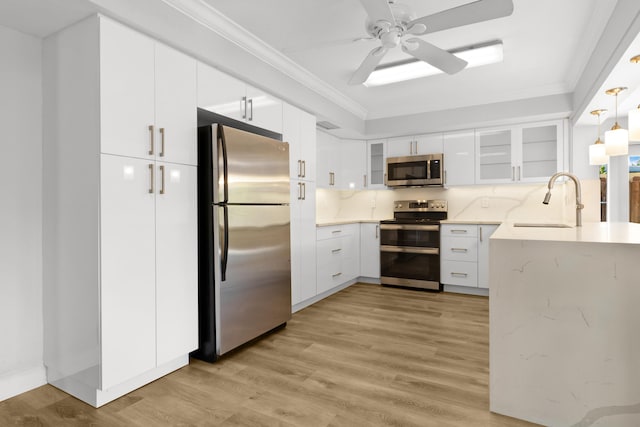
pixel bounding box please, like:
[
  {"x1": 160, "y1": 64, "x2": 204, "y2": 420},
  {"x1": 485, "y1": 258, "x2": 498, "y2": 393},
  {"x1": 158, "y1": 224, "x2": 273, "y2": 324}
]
[
  {"x1": 366, "y1": 139, "x2": 387, "y2": 189},
  {"x1": 316, "y1": 130, "x2": 340, "y2": 188},
  {"x1": 387, "y1": 133, "x2": 443, "y2": 157},
  {"x1": 283, "y1": 103, "x2": 316, "y2": 182},
  {"x1": 443, "y1": 130, "x2": 475, "y2": 186},
  {"x1": 339, "y1": 139, "x2": 367, "y2": 190},
  {"x1": 100, "y1": 18, "x2": 196, "y2": 165},
  {"x1": 476, "y1": 119, "x2": 564, "y2": 184},
  {"x1": 197, "y1": 62, "x2": 282, "y2": 134}
]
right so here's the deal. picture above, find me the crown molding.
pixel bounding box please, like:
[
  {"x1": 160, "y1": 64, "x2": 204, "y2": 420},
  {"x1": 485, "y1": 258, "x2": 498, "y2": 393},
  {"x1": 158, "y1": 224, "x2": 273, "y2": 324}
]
[{"x1": 160, "y1": 0, "x2": 368, "y2": 120}]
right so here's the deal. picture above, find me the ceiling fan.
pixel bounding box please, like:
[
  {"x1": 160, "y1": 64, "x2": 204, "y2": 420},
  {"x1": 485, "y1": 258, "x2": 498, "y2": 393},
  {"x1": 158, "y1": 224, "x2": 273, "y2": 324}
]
[{"x1": 349, "y1": 0, "x2": 514, "y2": 85}]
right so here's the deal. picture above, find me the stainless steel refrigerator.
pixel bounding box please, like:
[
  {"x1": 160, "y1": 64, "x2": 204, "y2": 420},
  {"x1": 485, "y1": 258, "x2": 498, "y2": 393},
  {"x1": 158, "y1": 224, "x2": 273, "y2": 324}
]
[{"x1": 194, "y1": 121, "x2": 291, "y2": 362}]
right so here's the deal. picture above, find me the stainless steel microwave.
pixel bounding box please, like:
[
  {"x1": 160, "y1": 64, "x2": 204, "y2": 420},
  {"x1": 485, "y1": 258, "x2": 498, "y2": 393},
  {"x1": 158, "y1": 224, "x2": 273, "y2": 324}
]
[{"x1": 386, "y1": 154, "x2": 444, "y2": 187}]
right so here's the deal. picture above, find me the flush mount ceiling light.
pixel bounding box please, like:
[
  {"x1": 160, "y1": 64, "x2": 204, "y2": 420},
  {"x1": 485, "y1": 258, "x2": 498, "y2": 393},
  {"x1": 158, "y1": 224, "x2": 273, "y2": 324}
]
[
  {"x1": 363, "y1": 40, "x2": 504, "y2": 87},
  {"x1": 628, "y1": 55, "x2": 640, "y2": 142},
  {"x1": 604, "y1": 86, "x2": 629, "y2": 156},
  {"x1": 588, "y1": 109, "x2": 608, "y2": 165}
]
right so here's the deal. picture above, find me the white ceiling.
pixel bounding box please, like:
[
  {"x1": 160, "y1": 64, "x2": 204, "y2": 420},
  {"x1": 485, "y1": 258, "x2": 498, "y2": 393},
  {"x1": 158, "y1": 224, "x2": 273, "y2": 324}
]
[
  {"x1": 0, "y1": 0, "x2": 622, "y2": 126},
  {"x1": 205, "y1": 0, "x2": 618, "y2": 120}
]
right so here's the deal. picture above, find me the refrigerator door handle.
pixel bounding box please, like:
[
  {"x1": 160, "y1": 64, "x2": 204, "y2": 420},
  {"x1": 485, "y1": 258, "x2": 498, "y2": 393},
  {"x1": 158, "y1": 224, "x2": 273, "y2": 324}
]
[
  {"x1": 220, "y1": 205, "x2": 229, "y2": 282},
  {"x1": 217, "y1": 125, "x2": 229, "y2": 203}
]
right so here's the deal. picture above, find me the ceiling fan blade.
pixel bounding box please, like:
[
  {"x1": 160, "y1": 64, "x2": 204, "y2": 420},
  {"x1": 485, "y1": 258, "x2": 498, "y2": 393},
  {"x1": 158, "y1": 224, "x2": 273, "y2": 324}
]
[
  {"x1": 349, "y1": 46, "x2": 388, "y2": 85},
  {"x1": 408, "y1": 0, "x2": 514, "y2": 35},
  {"x1": 402, "y1": 38, "x2": 467, "y2": 75},
  {"x1": 358, "y1": 0, "x2": 395, "y2": 25}
]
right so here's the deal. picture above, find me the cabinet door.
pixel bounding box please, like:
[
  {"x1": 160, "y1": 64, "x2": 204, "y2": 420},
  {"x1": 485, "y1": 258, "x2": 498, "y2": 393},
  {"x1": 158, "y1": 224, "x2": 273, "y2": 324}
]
[
  {"x1": 477, "y1": 224, "x2": 499, "y2": 289},
  {"x1": 339, "y1": 139, "x2": 367, "y2": 190},
  {"x1": 100, "y1": 154, "x2": 156, "y2": 389},
  {"x1": 444, "y1": 131, "x2": 475, "y2": 186},
  {"x1": 387, "y1": 135, "x2": 415, "y2": 157},
  {"x1": 360, "y1": 223, "x2": 380, "y2": 278},
  {"x1": 340, "y1": 225, "x2": 361, "y2": 281},
  {"x1": 290, "y1": 181, "x2": 317, "y2": 306},
  {"x1": 367, "y1": 139, "x2": 387, "y2": 188},
  {"x1": 476, "y1": 127, "x2": 514, "y2": 183},
  {"x1": 416, "y1": 133, "x2": 443, "y2": 154},
  {"x1": 196, "y1": 62, "x2": 245, "y2": 122},
  {"x1": 246, "y1": 85, "x2": 283, "y2": 134},
  {"x1": 283, "y1": 103, "x2": 302, "y2": 180},
  {"x1": 155, "y1": 44, "x2": 197, "y2": 166},
  {"x1": 155, "y1": 162, "x2": 198, "y2": 365},
  {"x1": 316, "y1": 238, "x2": 343, "y2": 294},
  {"x1": 100, "y1": 17, "x2": 155, "y2": 159},
  {"x1": 316, "y1": 130, "x2": 340, "y2": 188},
  {"x1": 299, "y1": 108, "x2": 316, "y2": 182},
  {"x1": 518, "y1": 121, "x2": 562, "y2": 182}
]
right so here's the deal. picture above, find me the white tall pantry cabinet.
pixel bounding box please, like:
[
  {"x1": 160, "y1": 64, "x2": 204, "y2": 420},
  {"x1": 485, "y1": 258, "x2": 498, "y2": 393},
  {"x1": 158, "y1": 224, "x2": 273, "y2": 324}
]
[{"x1": 43, "y1": 15, "x2": 198, "y2": 407}]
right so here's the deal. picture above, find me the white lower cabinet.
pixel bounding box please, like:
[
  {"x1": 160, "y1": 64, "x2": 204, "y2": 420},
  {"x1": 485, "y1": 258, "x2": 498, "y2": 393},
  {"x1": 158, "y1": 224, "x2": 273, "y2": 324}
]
[
  {"x1": 290, "y1": 180, "x2": 317, "y2": 306},
  {"x1": 316, "y1": 224, "x2": 360, "y2": 294},
  {"x1": 440, "y1": 224, "x2": 498, "y2": 290},
  {"x1": 360, "y1": 223, "x2": 380, "y2": 279}
]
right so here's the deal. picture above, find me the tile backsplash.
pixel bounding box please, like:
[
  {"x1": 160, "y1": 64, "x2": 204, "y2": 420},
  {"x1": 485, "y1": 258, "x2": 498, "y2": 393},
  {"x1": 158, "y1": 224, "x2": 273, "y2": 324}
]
[{"x1": 316, "y1": 179, "x2": 601, "y2": 225}]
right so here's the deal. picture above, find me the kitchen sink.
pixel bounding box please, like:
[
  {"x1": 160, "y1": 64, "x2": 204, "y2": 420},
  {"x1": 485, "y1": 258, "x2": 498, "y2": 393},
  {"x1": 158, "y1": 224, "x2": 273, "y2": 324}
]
[{"x1": 513, "y1": 223, "x2": 572, "y2": 228}]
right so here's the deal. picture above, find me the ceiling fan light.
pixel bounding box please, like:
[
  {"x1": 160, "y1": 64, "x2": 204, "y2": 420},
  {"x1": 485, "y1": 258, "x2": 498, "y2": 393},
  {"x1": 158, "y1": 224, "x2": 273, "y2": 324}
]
[{"x1": 364, "y1": 40, "x2": 503, "y2": 87}]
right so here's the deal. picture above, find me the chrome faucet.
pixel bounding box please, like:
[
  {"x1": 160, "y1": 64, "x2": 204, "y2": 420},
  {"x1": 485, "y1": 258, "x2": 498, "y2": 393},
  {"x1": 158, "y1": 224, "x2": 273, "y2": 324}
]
[{"x1": 542, "y1": 172, "x2": 583, "y2": 227}]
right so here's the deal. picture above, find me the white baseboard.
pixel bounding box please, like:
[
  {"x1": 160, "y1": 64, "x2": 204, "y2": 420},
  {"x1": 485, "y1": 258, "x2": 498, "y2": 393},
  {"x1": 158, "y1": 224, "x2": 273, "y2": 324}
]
[{"x1": 0, "y1": 365, "x2": 47, "y2": 402}]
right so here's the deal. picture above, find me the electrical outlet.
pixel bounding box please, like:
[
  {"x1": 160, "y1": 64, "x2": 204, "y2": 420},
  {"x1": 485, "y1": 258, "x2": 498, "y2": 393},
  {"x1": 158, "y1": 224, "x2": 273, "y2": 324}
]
[{"x1": 481, "y1": 197, "x2": 490, "y2": 208}]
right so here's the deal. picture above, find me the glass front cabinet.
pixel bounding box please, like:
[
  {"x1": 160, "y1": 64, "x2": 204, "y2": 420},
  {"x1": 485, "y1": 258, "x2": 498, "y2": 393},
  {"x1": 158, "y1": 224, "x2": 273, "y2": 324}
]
[{"x1": 475, "y1": 119, "x2": 566, "y2": 184}]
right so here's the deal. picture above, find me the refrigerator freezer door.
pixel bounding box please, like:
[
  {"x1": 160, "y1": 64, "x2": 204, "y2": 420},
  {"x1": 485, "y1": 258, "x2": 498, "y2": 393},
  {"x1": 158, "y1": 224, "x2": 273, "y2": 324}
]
[
  {"x1": 217, "y1": 204, "x2": 291, "y2": 355},
  {"x1": 218, "y1": 125, "x2": 290, "y2": 205}
]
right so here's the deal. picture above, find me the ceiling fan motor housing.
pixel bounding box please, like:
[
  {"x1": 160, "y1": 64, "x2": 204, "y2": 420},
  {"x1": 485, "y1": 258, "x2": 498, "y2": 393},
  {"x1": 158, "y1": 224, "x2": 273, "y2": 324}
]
[{"x1": 365, "y1": 1, "x2": 415, "y2": 41}]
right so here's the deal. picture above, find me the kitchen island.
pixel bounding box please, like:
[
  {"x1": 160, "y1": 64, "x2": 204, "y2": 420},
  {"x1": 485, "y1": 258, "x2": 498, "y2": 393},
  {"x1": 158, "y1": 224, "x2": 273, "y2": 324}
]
[{"x1": 489, "y1": 222, "x2": 640, "y2": 427}]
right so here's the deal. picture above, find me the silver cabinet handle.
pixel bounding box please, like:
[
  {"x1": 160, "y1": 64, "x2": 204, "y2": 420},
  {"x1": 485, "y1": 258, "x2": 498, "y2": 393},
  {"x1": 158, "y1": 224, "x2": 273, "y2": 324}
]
[
  {"x1": 480, "y1": 226, "x2": 483, "y2": 242},
  {"x1": 329, "y1": 172, "x2": 335, "y2": 186},
  {"x1": 302, "y1": 160, "x2": 306, "y2": 178},
  {"x1": 242, "y1": 96, "x2": 247, "y2": 119},
  {"x1": 375, "y1": 225, "x2": 379, "y2": 239},
  {"x1": 297, "y1": 182, "x2": 302, "y2": 200},
  {"x1": 444, "y1": 170, "x2": 447, "y2": 185},
  {"x1": 148, "y1": 164, "x2": 154, "y2": 193},
  {"x1": 451, "y1": 248, "x2": 468, "y2": 253},
  {"x1": 517, "y1": 165, "x2": 521, "y2": 181},
  {"x1": 331, "y1": 230, "x2": 342, "y2": 234},
  {"x1": 159, "y1": 127, "x2": 165, "y2": 157},
  {"x1": 159, "y1": 165, "x2": 166, "y2": 194},
  {"x1": 148, "y1": 125, "x2": 154, "y2": 155},
  {"x1": 248, "y1": 98, "x2": 253, "y2": 121},
  {"x1": 298, "y1": 160, "x2": 302, "y2": 178},
  {"x1": 302, "y1": 182, "x2": 306, "y2": 200},
  {"x1": 364, "y1": 174, "x2": 367, "y2": 187},
  {"x1": 451, "y1": 272, "x2": 468, "y2": 278},
  {"x1": 383, "y1": 173, "x2": 387, "y2": 185},
  {"x1": 332, "y1": 272, "x2": 342, "y2": 278},
  {"x1": 331, "y1": 248, "x2": 342, "y2": 253},
  {"x1": 512, "y1": 166, "x2": 515, "y2": 181},
  {"x1": 450, "y1": 229, "x2": 468, "y2": 234}
]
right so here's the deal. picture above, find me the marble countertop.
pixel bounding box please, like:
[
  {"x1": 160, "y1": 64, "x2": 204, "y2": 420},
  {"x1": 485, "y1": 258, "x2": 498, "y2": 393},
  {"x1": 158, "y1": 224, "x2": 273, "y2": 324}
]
[
  {"x1": 316, "y1": 219, "x2": 382, "y2": 227},
  {"x1": 492, "y1": 221, "x2": 640, "y2": 245},
  {"x1": 440, "y1": 220, "x2": 503, "y2": 225}
]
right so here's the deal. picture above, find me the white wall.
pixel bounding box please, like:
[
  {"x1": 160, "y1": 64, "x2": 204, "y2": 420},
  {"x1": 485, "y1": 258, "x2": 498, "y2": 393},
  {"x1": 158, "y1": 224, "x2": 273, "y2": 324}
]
[{"x1": 0, "y1": 25, "x2": 45, "y2": 401}]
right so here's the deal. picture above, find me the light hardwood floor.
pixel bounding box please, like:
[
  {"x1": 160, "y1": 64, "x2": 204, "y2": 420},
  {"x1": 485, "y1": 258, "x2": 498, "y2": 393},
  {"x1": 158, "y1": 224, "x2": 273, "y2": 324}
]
[{"x1": 1, "y1": 283, "x2": 539, "y2": 426}]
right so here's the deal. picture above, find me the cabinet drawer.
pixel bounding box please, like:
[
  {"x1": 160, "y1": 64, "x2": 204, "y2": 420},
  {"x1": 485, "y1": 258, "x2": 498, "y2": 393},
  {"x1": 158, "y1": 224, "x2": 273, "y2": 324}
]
[
  {"x1": 317, "y1": 223, "x2": 357, "y2": 240},
  {"x1": 441, "y1": 236, "x2": 478, "y2": 262},
  {"x1": 441, "y1": 224, "x2": 477, "y2": 237},
  {"x1": 441, "y1": 261, "x2": 478, "y2": 287}
]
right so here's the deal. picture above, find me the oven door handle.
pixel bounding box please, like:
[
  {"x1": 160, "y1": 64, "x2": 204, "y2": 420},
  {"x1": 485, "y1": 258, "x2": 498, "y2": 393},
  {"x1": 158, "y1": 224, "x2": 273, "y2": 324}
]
[
  {"x1": 380, "y1": 245, "x2": 439, "y2": 255},
  {"x1": 380, "y1": 224, "x2": 440, "y2": 231}
]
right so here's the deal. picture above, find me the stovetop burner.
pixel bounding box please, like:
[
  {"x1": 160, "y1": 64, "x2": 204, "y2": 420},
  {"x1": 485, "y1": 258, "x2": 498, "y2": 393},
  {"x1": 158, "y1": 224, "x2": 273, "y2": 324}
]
[{"x1": 382, "y1": 199, "x2": 448, "y2": 224}]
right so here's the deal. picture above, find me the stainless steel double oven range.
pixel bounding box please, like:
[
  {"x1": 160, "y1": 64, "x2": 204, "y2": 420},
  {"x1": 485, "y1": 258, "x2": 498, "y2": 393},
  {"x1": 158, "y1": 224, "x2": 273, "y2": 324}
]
[{"x1": 380, "y1": 200, "x2": 447, "y2": 291}]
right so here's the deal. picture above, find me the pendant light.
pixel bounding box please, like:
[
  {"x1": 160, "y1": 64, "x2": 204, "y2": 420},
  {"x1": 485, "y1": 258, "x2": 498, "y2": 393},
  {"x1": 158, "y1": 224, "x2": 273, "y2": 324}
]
[
  {"x1": 604, "y1": 86, "x2": 629, "y2": 156},
  {"x1": 589, "y1": 109, "x2": 608, "y2": 165},
  {"x1": 629, "y1": 55, "x2": 640, "y2": 141}
]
